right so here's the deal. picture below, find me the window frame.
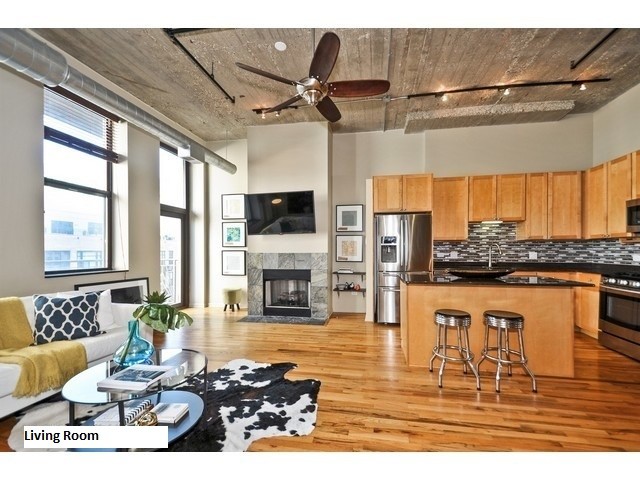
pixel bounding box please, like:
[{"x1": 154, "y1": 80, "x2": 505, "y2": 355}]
[
  {"x1": 43, "y1": 87, "x2": 119, "y2": 277},
  {"x1": 159, "y1": 143, "x2": 190, "y2": 307}
]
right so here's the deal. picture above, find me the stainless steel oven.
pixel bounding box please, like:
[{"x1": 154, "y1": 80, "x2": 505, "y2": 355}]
[{"x1": 599, "y1": 273, "x2": 640, "y2": 361}]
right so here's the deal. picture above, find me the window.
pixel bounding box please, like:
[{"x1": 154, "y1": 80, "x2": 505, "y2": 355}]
[
  {"x1": 43, "y1": 88, "x2": 120, "y2": 274},
  {"x1": 160, "y1": 145, "x2": 189, "y2": 306}
]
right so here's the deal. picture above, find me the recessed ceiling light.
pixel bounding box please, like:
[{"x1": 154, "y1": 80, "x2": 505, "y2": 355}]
[{"x1": 274, "y1": 41, "x2": 287, "y2": 52}]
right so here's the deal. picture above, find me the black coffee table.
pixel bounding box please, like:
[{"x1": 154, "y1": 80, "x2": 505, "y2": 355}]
[
  {"x1": 62, "y1": 348, "x2": 207, "y2": 427},
  {"x1": 70, "y1": 389, "x2": 204, "y2": 452}
]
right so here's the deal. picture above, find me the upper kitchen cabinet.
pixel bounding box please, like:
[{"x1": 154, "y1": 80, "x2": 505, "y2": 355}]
[
  {"x1": 548, "y1": 171, "x2": 583, "y2": 239},
  {"x1": 583, "y1": 154, "x2": 631, "y2": 239},
  {"x1": 631, "y1": 150, "x2": 640, "y2": 198},
  {"x1": 433, "y1": 176, "x2": 469, "y2": 240},
  {"x1": 373, "y1": 174, "x2": 433, "y2": 213},
  {"x1": 516, "y1": 172, "x2": 548, "y2": 240},
  {"x1": 468, "y1": 174, "x2": 526, "y2": 222}
]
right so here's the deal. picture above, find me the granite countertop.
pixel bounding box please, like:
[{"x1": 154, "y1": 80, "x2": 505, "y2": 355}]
[
  {"x1": 397, "y1": 271, "x2": 594, "y2": 287},
  {"x1": 433, "y1": 261, "x2": 640, "y2": 276}
]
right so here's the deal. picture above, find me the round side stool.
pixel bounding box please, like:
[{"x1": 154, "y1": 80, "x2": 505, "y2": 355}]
[
  {"x1": 222, "y1": 288, "x2": 242, "y2": 312},
  {"x1": 477, "y1": 309, "x2": 537, "y2": 393},
  {"x1": 429, "y1": 308, "x2": 480, "y2": 390}
]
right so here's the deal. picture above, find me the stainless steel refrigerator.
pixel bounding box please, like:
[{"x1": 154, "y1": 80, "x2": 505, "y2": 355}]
[{"x1": 374, "y1": 212, "x2": 433, "y2": 324}]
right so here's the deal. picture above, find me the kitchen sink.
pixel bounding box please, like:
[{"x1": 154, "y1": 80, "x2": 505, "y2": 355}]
[{"x1": 446, "y1": 267, "x2": 516, "y2": 279}]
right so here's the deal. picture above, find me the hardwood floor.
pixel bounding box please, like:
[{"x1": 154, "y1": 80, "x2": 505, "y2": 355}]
[{"x1": 2, "y1": 307, "x2": 640, "y2": 453}]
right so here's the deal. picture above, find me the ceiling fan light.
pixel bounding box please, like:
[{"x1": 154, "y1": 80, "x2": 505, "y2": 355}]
[
  {"x1": 261, "y1": 111, "x2": 266, "y2": 119},
  {"x1": 302, "y1": 89, "x2": 322, "y2": 105},
  {"x1": 580, "y1": 83, "x2": 587, "y2": 91},
  {"x1": 503, "y1": 88, "x2": 511, "y2": 96}
]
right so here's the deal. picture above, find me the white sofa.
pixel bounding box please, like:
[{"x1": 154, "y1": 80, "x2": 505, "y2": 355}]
[{"x1": 0, "y1": 290, "x2": 153, "y2": 419}]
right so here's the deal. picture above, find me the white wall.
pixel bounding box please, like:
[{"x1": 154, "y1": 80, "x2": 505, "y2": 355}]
[
  {"x1": 0, "y1": 67, "x2": 47, "y2": 296},
  {"x1": 593, "y1": 83, "x2": 640, "y2": 165},
  {"x1": 424, "y1": 114, "x2": 594, "y2": 176},
  {"x1": 207, "y1": 139, "x2": 249, "y2": 308},
  {"x1": 246, "y1": 122, "x2": 331, "y2": 254}
]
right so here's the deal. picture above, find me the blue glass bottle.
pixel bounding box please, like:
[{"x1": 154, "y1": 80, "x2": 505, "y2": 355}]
[{"x1": 113, "y1": 319, "x2": 155, "y2": 367}]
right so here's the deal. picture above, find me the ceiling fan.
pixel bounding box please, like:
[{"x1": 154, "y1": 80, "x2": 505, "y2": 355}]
[{"x1": 236, "y1": 32, "x2": 391, "y2": 122}]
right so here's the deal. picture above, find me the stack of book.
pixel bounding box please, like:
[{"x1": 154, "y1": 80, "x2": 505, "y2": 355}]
[
  {"x1": 97, "y1": 364, "x2": 174, "y2": 392},
  {"x1": 150, "y1": 402, "x2": 189, "y2": 425},
  {"x1": 93, "y1": 399, "x2": 153, "y2": 426}
]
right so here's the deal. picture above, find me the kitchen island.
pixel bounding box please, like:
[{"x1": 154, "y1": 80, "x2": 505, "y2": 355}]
[{"x1": 398, "y1": 271, "x2": 593, "y2": 378}]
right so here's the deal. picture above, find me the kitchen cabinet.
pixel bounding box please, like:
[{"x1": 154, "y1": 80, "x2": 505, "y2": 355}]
[
  {"x1": 468, "y1": 174, "x2": 525, "y2": 222},
  {"x1": 582, "y1": 155, "x2": 631, "y2": 239},
  {"x1": 632, "y1": 150, "x2": 640, "y2": 198},
  {"x1": 373, "y1": 174, "x2": 433, "y2": 213},
  {"x1": 516, "y1": 172, "x2": 548, "y2": 240},
  {"x1": 433, "y1": 176, "x2": 469, "y2": 240},
  {"x1": 548, "y1": 171, "x2": 583, "y2": 239},
  {"x1": 582, "y1": 163, "x2": 607, "y2": 238},
  {"x1": 575, "y1": 272, "x2": 601, "y2": 339},
  {"x1": 607, "y1": 154, "x2": 632, "y2": 238}
]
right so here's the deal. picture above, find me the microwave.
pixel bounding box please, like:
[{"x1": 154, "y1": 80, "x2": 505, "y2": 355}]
[{"x1": 627, "y1": 198, "x2": 640, "y2": 233}]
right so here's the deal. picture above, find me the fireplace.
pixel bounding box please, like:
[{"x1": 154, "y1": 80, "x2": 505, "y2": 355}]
[
  {"x1": 247, "y1": 252, "x2": 328, "y2": 320},
  {"x1": 263, "y1": 269, "x2": 311, "y2": 317}
]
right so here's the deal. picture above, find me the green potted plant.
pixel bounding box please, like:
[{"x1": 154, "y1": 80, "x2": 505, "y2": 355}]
[
  {"x1": 113, "y1": 290, "x2": 193, "y2": 367},
  {"x1": 133, "y1": 290, "x2": 194, "y2": 333}
]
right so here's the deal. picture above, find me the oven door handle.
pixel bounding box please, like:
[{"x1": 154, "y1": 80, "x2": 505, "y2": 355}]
[{"x1": 600, "y1": 284, "x2": 640, "y2": 299}]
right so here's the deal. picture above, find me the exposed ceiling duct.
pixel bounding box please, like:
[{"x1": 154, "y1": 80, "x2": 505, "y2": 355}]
[{"x1": 0, "y1": 28, "x2": 236, "y2": 174}]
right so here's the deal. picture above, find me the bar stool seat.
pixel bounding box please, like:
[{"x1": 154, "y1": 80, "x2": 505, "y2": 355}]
[
  {"x1": 477, "y1": 309, "x2": 537, "y2": 392},
  {"x1": 429, "y1": 308, "x2": 480, "y2": 390}
]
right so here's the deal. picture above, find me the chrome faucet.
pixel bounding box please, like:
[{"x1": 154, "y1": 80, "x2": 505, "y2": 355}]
[{"x1": 488, "y1": 243, "x2": 502, "y2": 268}]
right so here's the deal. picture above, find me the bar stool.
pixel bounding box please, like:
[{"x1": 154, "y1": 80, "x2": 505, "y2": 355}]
[
  {"x1": 477, "y1": 310, "x2": 537, "y2": 393},
  {"x1": 429, "y1": 308, "x2": 481, "y2": 390}
]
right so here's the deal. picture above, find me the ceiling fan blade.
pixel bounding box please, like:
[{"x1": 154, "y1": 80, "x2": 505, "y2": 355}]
[
  {"x1": 235, "y1": 62, "x2": 298, "y2": 86},
  {"x1": 263, "y1": 94, "x2": 303, "y2": 113},
  {"x1": 316, "y1": 96, "x2": 341, "y2": 122},
  {"x1": 309, "y1": 32, "x2": 340, "y2": 84},
  {"x1": 328, "y1": 80, "x2": 391, "y2": 97}
]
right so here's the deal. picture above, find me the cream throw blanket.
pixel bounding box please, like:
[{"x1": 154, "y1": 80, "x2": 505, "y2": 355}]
[{"x1": 0, "y1": 296, "x2": 88, "y2": 397}]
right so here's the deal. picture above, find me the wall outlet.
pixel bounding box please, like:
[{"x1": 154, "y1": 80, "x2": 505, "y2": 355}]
[
  {"x1": 450, "y1": 251, "x2": 458, "y2": 259},
  {"x1": 528, "y1": 252, "x2": 538, "y2": 260}
]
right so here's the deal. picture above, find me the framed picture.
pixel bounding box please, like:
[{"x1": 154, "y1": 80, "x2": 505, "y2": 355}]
[
  {"x1": 222, "y1": 250, "x2": 246, "y2": 276},
  {"x1": 75, "y1": 277, "x2": 149, "y2": 304},
  {"x1": 336, "y1": 235, "x2": 364, "y2": 262},
  {"x1": 222, "y1": 222, "x2": 246, "y2": 247},
  {"x1": 221, "y1": 194, "x2": 245, "y2": 219},
  {"x1": 336, "y1": 204, "x2": 364, "y2": 232}
]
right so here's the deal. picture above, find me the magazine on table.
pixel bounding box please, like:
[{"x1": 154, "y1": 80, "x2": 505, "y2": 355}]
[
  {"x1": 97, "y1": 364, "x2": 175, "y2": 392},
  {"x1": 93, "y1": 399, "x2": 153, "y2": 426},
  {"x1": 150, "y1": 402, "x2": 189, "y2": 425}
]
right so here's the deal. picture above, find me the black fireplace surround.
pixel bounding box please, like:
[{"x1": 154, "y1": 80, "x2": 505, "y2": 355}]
[{"x1": 263, "y1": 269, "x2": 311, "y2": 317}]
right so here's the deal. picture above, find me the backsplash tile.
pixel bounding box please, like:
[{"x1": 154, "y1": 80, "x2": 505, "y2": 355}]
[{"x1": 435, "y1": 223, "x2": 640, "y2": 266}]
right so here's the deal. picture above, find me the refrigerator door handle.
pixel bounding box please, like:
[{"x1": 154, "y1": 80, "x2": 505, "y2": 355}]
[{"x1": 401, "y1": 216, "x2": 407, "y2": 270}]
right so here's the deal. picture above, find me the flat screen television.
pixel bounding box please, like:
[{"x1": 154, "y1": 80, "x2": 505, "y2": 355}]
[{"x1": 244, "y1": 190, "x2": 316, "y2": 235}]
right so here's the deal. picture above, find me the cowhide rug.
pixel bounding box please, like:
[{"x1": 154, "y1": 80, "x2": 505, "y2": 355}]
[{"x1": 9, "y1": 358, "x2": 321, "y2": 452}]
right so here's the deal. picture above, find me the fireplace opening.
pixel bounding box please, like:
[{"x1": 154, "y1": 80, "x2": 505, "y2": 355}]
[{"x1": 263, "y1": 269, "x2": 311, "y2": 317}]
